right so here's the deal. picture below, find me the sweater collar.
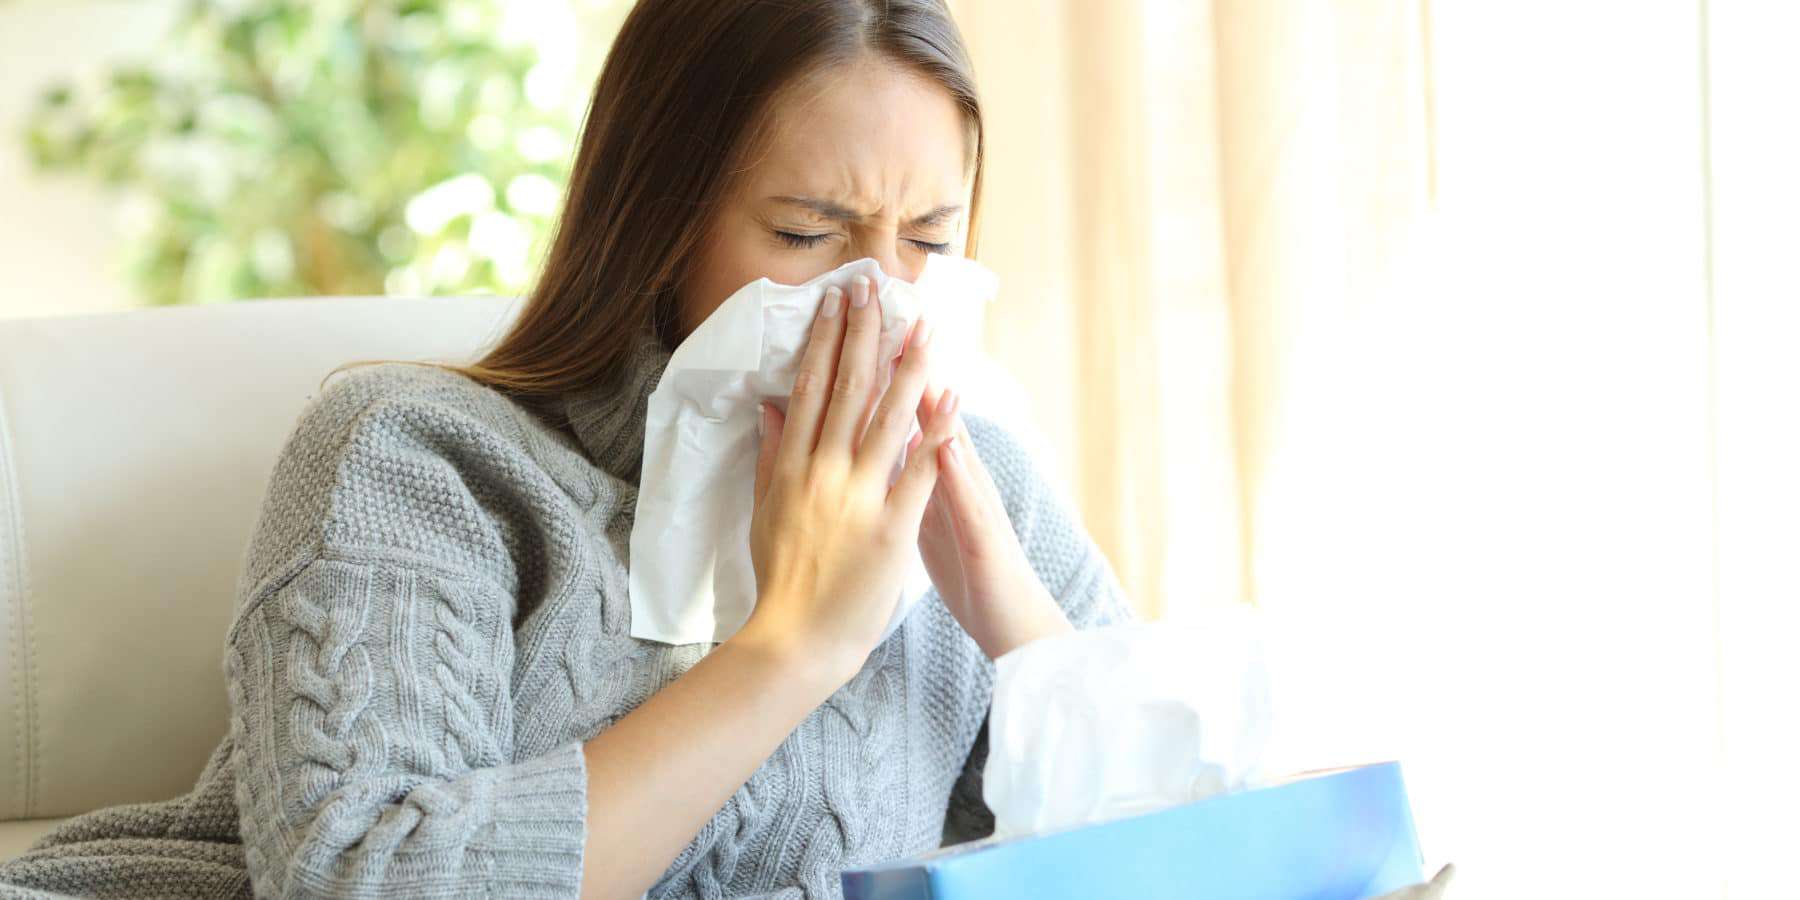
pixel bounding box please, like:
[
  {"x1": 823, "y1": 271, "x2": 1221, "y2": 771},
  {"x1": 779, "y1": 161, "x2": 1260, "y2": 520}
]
[{"x1": 559, "y1": 329, "x2": 674, "y2": 486}]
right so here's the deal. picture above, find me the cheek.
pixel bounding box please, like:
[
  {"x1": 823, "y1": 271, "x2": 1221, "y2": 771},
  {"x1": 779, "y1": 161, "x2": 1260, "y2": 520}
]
[
  {"x1": 686, "y1": 219, "x2": 822, "y2": 320},
  {"x1": 682, "y1": 224, "x2": 765, "y2": 329}
]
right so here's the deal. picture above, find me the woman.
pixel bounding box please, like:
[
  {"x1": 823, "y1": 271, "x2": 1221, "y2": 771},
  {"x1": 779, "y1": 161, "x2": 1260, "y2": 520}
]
[{"x1": 0, "y1": 1, "x2": 1134, "y2": 897}]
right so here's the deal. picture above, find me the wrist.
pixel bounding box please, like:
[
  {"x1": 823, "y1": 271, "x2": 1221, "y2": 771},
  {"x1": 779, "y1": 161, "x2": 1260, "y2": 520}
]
[
  {"x1": 977, "y1": 582, "x2": 1073, "y2": 661},
  {"x1": 732, "y1": 610, "x2": 862, "y2": 696}
]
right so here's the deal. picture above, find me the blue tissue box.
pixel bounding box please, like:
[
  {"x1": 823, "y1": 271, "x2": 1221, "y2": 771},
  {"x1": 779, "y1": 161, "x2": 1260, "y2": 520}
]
[{"x1": 841, "y1": 762, "x2": 1424, "y2": 900}]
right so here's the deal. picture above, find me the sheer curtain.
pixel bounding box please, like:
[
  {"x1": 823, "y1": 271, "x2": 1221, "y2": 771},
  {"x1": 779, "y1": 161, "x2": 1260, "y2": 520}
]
[
  {"x1": 945, "y1": 0, "x2": 1436, "y2": 621},
  {"x1": 1707, "y1": 4, "x2": 1800, "y2": 898},
  {"x1": 947, "y1": 0, "x2": 1243, "y2": 623},
  {"x1": 951, "y1": 0, "x2": 1794, "y2": 897}
]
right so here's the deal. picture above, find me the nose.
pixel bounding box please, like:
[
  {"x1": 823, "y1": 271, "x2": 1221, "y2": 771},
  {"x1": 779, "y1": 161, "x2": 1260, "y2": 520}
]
[{"x1": 854, "y1": 238, "x2": 922, "y2": 284}]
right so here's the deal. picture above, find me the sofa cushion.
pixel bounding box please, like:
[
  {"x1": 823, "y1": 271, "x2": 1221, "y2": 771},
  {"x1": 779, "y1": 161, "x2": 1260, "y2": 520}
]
[
  {"x1": 0, "y1": 819, "x2": 64, "y2": 863},
  {"x1": 0, "y1": 295, "x2": 518, "y2": 822}
]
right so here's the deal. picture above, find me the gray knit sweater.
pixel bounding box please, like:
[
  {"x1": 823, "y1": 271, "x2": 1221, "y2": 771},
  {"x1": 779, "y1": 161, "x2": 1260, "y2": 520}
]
[{"x1": 0, "y1": 329, "x2": 1135, "y2": 899}]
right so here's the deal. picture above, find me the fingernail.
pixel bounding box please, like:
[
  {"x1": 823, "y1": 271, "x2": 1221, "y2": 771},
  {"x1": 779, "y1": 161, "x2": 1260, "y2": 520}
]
[
  {"x1": 941, "y1": 389, "x2": 960, "y2": 419},
  {"x1": 821, "y1": 286, "x2": 842, "y2": 318},
  {"x1": 912, "y1": 317, "x2": 933, "y2": 349},
  {"x1": 757, "y1": 402, "x2": 767, "y2": 436},
  {"x1": 851, "y1": 275, "x2": 871, "y2": 307}
]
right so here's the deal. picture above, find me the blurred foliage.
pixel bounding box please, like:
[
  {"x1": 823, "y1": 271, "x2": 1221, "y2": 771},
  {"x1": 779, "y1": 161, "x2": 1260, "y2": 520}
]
[{"x1": 21, "y1": 0, "x2": 615, "y2": 305}]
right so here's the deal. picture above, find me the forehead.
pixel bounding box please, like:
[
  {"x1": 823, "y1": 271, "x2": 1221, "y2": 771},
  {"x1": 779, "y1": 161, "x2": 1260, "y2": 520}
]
[{"x1": 742, "y1": 58, "x2": 971, "y2": 209}]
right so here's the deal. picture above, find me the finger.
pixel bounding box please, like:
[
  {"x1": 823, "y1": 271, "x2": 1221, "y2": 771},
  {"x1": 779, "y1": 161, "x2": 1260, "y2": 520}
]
[
  {"x1": 852, "y1": 316, "x2": 934, "y2": 485},
  {"x1": 817, "y1": 275, "x2": 882, "y2": 460},
  {"x1": 918, "y1": 433, "x2": 951, "y2": 531},
  {"x1": 913, "y1": 381, "x2": 960, "y2": 509},
  {"x1": 914, "y1": 375, "x2": 947, "y2": 427},
  {"x1": 888, "y1": 382, "x2": 961, "y2": 522},
  {"x1": 854, "y1": 338, "x2": 903, "y2": 455},
  {"x1": 931, "y1": 393, "x2": 1003, "y2": 560},
  {"x1": 906, "y1": 426, "x2": 927, "y2": 494},
  {"x1": 914, "y1": 381, "x2": 1001, "y2": 509},
  {"x1": 938, "y1": 438, "x2": 995, "y2": 561},
  {"x1": 753, "y1": 402, "x2": 786, "y2": 507},
  {"x1": 777, "y1": 285, "x2": 847, "y2": 477},
  {"x1": 943, "y1": 411, "x2": 1008, "y2": 514},
  {"x1": 1428, "y1": 864, "x2": 1456, "y2": 892}
]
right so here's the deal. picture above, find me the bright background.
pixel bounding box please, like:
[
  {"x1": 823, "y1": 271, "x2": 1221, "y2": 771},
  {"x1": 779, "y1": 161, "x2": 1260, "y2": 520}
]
[{"x1": 2, "y1": 1, "x2": 1796, "y2": 897}]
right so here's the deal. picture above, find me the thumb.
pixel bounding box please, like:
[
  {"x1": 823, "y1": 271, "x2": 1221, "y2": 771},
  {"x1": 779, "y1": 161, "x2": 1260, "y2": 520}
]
[
  {"x1": 754, "y1": 402, "x2": 785, "y2": 507},
  {"x1": 915, "y1": 376, "x2": 946, "y2": 425}
]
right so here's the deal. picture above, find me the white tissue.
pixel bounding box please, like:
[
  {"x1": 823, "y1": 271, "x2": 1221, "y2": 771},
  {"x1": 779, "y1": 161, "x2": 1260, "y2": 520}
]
[
  {"x1": 982, "y1": 611, "x2": 1275, "y2": 839},
  {"x1": 628, "y1": 254, "x2": 1001, "y2": 646}
]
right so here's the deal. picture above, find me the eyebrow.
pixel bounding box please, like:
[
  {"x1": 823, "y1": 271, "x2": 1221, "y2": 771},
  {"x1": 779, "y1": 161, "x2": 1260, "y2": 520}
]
[{"x1": 769, "y1": 195, "x2": 963, "y2": 228}]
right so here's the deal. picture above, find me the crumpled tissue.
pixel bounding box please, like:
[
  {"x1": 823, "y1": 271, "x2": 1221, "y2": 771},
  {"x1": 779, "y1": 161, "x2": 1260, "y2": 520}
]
[
  {"x1": 983, "y1": 609, "x2": 1275, "y2": 839},
  {"x1": 629, "y1": 254, "x2": 1000, "y2": 646}
]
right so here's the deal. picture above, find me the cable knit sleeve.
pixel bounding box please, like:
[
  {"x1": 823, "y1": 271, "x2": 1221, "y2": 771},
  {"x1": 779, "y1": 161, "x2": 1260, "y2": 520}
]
[
  {"x1": 221, "y1": 365, "x2": 590, "y2": 898},
  {"x1": 939, "y1": 413, "x2": 1139, "y2": 846}
]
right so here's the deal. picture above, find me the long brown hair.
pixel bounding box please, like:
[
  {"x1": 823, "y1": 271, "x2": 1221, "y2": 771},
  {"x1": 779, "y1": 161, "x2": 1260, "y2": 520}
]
[{"x1": 332, "y1": 0, "x2": 985, "y2": 419}]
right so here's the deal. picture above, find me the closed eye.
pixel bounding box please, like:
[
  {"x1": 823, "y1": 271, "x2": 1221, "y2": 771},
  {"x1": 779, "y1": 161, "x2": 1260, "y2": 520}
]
[
  {"x1": 773, "y1": 231, "x2": 950, "y2": 254},
  {"x1": 774, "y1": 231, "x2": 831, "y2": 249}
]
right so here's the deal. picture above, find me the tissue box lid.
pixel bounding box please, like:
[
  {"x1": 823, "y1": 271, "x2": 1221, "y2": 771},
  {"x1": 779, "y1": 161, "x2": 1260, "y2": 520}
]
[{"x1": 840, "y1": 762, "x2": 1423, "y2": 900}]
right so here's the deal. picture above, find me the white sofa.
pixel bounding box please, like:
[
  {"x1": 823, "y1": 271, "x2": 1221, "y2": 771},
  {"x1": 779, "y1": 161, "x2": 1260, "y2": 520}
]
[{"x1": 0, "y1": 295, "x2": 521, "y2": 861}]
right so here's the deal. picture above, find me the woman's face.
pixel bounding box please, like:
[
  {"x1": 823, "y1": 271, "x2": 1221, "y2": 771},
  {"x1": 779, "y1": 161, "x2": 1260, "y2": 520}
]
[{"x1": 675, "y1": 56, "x2": 973, "y2": 341}]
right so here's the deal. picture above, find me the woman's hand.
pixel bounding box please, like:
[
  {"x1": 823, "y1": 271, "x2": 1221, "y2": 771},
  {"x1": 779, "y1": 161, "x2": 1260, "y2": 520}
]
[
  {"x1": 741, "y1": 275, "x2": 961, "y2": 683},
  {"x1": 908, "y1": 384, "x2": 1074, "y2": 661}
]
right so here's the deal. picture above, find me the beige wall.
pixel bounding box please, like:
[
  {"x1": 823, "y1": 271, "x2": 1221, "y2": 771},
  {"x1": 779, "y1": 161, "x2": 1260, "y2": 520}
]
[{"x1": 0, "y1": 1, "x2": 182, "y2": 321}]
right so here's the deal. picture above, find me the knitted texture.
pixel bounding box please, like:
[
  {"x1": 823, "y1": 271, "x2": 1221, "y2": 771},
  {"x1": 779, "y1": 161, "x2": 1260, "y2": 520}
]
[{"x1": 0, "y1": 330, "x2": 1135, "y2": 899}]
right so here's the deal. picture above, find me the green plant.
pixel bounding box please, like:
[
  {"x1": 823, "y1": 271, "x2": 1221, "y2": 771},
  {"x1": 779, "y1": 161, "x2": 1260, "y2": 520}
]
[{"x1": 22, "y1": 0, "x2": 609, "y2": 305}]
